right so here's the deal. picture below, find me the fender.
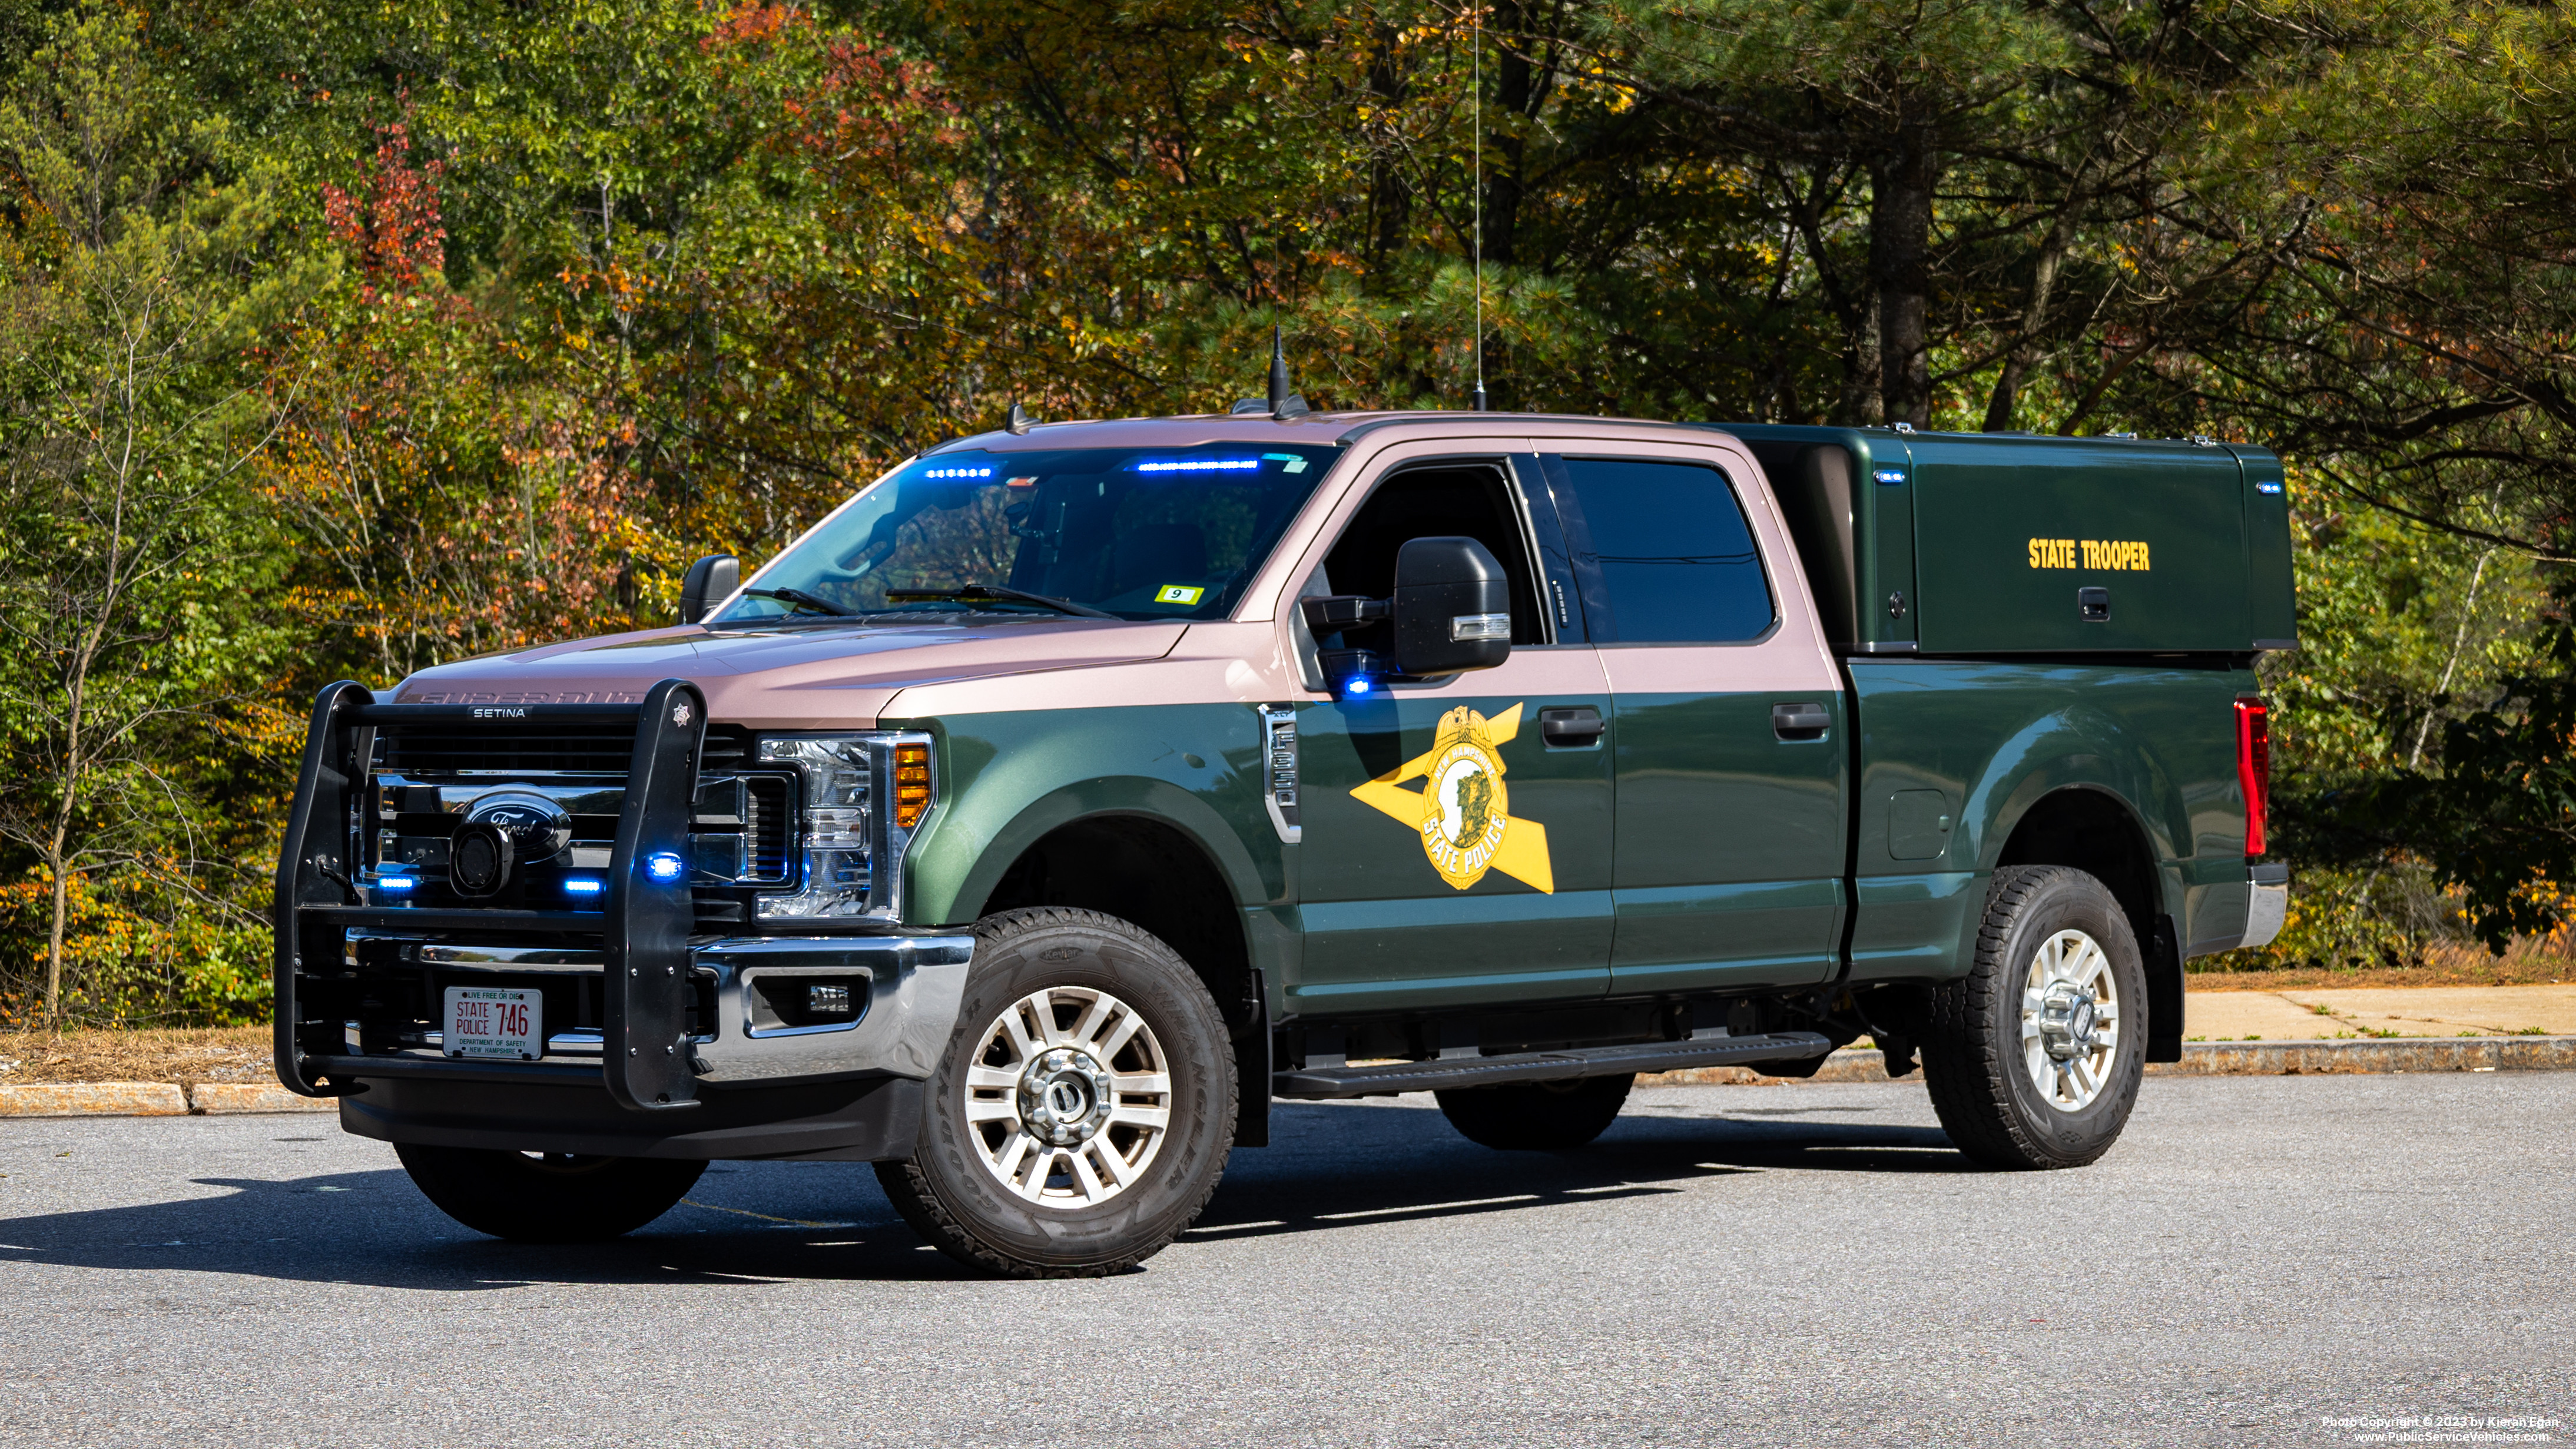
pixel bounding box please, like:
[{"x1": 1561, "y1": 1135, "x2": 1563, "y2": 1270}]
[{"x1": 1962, "y1": 703, "x2": 2189, "y2": 906}]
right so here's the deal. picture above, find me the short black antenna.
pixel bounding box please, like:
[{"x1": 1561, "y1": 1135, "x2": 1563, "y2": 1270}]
[
  {"x1": 1471, "y1": 8, "x2": 1487, "y2": 413},
  {"x1": 1259, "y1": 326, "x2": 1308, "y2": 419},
  {"x1": 1006, "y1": 401, "x2": 1032, "y2": 435}
]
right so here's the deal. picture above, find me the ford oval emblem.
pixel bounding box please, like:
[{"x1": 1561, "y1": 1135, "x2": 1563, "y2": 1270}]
[{"x1": 462, "y1": 791, "x2": 574, "y2": 864}]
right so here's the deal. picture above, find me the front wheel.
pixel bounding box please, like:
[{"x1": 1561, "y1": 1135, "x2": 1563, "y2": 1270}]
[
  {"x1": 394, "y1": 1143, "x2": 704, "y2": 1242},
  {"x1": 876, "y1": 907, "x2": 1237, "y2": 1278},
  {"x1": 1921, "y1": 865, "x2": 2148, "y2": 1169},
  {"x1": 1436, "y1": 1073, "x2": 1633, "y2": 1150}
]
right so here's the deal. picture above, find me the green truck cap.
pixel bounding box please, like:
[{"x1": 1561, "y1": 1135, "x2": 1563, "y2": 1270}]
[{"x1": 1712, "y1": 425, "x2": 2296, "y2": 656}]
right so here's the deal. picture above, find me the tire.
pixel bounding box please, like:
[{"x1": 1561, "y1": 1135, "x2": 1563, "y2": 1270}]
[
  {"x1": 1435, "y1": 1073, "x2": 1633, "y2": 1150},
  {"x1": 1922, "y1": 865, "x2": 2148, "y2": 1170},
  {"x1": 875, "y1": 907, "x2": 1236, "y2": 1278},
  {"x1": 393, "y1": 1143, "x2": 704, "y2": 1242}
]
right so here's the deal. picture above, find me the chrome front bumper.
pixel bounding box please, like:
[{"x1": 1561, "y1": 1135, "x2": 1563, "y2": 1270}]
[{"x1": 339, "y1": 931, "x2": 974, "y2": 1087}]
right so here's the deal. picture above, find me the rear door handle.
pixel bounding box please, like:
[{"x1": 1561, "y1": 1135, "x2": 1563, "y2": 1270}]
[
  {"x1": 1539, "y1": 706, "x2": 1604, "y2": 748},
  {"x1": 1772, "y1": 702, "x2": 1831, "y2": 741}
]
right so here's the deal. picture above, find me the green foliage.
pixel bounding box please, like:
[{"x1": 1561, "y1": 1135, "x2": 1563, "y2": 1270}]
[{"x1": 5, "y1": 0, "x2": 2576, "y2": 1019}]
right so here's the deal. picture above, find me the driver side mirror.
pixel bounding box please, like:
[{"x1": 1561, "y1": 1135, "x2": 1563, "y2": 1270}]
[
  {"x1": 1391, "y1": 536, "x2": 1511, "y2": 677},
  {"x1": 679, "y1": 554, "x2": 739, "y2": 625}
]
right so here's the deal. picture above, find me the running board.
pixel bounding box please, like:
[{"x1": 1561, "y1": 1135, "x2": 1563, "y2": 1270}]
[{"x1": 1272, "y1": 1031, "x2": 1836, "y2": 1100}]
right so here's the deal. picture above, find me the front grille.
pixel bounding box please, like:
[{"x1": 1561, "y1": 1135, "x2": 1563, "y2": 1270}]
[
  {"x1": 701, "y1": 725, "x2": 753, "y2": 772},
  {"x1": 377, "y1": 719, "x2": 640, "y2": 775}
]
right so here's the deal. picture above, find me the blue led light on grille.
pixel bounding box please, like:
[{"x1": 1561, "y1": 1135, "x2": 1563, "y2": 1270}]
[
  {"x1": 923, "y1": 465, "x2": 994, "y2": 480},
  {"x1": 563, "y1": 876, "x2": 605, "y2": 897},
  {"x1": 1135, "y1": 457, "x2": 1262, "y2": 473},
  {"x1": 645, "y1": 852, "x2": 686, "y2": 883},
  {"x1": 1873, "y1": 469, "x2": 1907, "y2": 486},
  {"x1": 377, "y1": 875, "x2": 416, "y2": 893}
]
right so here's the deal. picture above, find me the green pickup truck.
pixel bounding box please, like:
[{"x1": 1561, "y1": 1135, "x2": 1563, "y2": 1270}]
[{"x1": 273, "y1": 406, "x2": 2293, "y2": 1276}]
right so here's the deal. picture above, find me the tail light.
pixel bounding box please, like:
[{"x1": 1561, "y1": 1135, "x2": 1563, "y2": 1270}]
[{"x1": 2234, "y1": 697, "x2": 2270, "y2": 858}]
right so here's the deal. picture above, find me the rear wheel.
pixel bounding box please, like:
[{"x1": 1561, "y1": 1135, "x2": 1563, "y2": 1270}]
[
  {"x1": 1435, "y1": 1073, "x2": 1633, "y2": 1150},
  {"x1": 1922, "y1": 865, "x2": 2147, "y2": 1169},
  {"x1": 393, "y1": 1144, "x2": 704, "y2": 1242},
  {"x1": 876, "y1": 907, "x2": 1236, "y2": 1278}
]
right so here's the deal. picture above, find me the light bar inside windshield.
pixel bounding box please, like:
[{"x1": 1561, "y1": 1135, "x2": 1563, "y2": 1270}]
[{"x1": 1133, "y1": 457, "x2": 1262, "y2": 473}]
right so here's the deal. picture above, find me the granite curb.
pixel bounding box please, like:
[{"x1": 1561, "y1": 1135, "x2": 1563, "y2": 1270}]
[
  {"x1": 1646, "y1": 1033, "x2": 2576, "y2": 1085},
  {"x1": 3, "y1": 1035, "x2": 2570, "y2": 1115},
  {"x1": 0, "y1": 1081, "x2": 336, "y2": 1117}
]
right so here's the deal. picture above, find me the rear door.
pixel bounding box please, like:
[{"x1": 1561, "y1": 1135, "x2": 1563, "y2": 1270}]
[
  {"x1": 1285, "y1": 449, "x2": 1618, "y2": 1016},
  {"x1": 1536, "y1": 446, "x2": 1848, "y2": 994}
]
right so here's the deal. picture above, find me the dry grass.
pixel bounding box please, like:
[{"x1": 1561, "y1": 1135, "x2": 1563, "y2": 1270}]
[
  {"x1": 0, "y1": 1026, "x2": 273, "y2": 1086},
  {"x1": 2191, "y1": 939, "x2": 2575, "y2": 992}
]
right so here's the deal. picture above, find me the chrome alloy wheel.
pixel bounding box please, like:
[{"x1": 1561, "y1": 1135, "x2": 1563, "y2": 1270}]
[
  {"x1": 2020, "y1": 928, "x2": 2120, "y2": 1112},
  {"x1": 963, "y1": 985, "x2": 1172, "y2": 1207}
]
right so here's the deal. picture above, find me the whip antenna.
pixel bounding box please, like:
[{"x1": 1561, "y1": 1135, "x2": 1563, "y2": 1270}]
[{"x1": 1471, "y1": 7, "x2": 1487, "y2": 413}]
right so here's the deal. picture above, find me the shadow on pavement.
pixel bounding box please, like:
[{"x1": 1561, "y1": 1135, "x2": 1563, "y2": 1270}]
[
  {"x1": 1188, "y1": 1097, "x2": 1967, "y2": 1239},
  {"x1": 0, "y1": 1094, "x2": 1963, "y2": 1285}
]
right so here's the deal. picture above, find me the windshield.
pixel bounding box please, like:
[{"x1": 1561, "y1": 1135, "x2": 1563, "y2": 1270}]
[{"x1": 714, "y1": 445, "x2": 1342, "y2": 625}]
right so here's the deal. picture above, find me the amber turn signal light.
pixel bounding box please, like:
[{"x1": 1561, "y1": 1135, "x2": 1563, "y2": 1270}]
[{"x1": 893, "y1": 742, "x2": 932, "y2": 828}]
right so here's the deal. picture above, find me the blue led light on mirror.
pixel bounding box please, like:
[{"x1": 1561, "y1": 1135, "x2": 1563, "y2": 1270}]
[
  {"x1": 1345, "y1": 677, "x2": 1374, "y2": 695},
  {"x1": 563, "y1": 876, "x2": 605, "y2": 897},
  {"x1": 645, "y1": 852, "x2": 687, "y2": 883}
]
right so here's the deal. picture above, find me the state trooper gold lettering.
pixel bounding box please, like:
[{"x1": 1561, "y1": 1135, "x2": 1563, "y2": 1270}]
[{"x1": 2029, "y1": 537, "x2": 2150, "y2": 571}]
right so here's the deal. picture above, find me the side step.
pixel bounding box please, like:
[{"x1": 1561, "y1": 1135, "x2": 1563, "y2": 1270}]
[{"x1": 1272, "y1": 1031, "x2": 1836, "y2": 1100}]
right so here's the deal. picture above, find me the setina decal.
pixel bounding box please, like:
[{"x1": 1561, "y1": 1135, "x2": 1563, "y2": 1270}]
[{"x1": 1348, "y1": 704, "x2": 1553, "y2": 893}]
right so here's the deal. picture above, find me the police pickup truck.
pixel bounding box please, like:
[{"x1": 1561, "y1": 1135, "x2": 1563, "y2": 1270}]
[{"x1": 274, "y1": 406, "x2": 2293, "y2": 1276}]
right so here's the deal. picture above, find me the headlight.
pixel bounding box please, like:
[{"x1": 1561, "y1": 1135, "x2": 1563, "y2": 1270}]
[{"x1": 754, "y1": 732, "x2": 936, "y2": 922}]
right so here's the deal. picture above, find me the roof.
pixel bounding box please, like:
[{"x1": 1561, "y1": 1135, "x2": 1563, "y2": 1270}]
[{"x1": 922, "y1": 410, "x2": 1696, "y2": 455}]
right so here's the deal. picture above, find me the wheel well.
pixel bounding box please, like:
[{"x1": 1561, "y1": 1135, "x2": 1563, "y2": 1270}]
[
  {"x1": 976, "y1": 814, "x2": 1253, "y2": 1028},
  {"x1": 1994, "y1": 787, "x2": 2160, "y2": 945}
]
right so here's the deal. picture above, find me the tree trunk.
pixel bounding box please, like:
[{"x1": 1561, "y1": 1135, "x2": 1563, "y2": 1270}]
[
  {"x1": 1481, "y1": 0, "x2": 1537, "y2": 270},
  {"x1": 1985, "y1": 195, "x2": 2082, "y2": 432},
  {"x1": 1868, "y1": 122, "x2": 1937, "y2": 428},
  {"x1": 45, "y1": 843, "x2": 69, "y2": 1028},
  {"x1": 1365, "y1": 26, "x2": 1411, "y2": 286}
]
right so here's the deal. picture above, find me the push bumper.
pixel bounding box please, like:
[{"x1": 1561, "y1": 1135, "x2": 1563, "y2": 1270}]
[{"x1": 271, "y1": 678, "x2": 974, "y2": 1160}]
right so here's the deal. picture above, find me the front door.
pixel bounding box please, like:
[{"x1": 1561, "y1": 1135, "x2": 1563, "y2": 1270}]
[
  {"x1": 1537, "y1": 450, "x2": 1849, "y2": 994},
  {"x1": 1287, "y1": 457, "x2": 1617, "y2": 1017}
]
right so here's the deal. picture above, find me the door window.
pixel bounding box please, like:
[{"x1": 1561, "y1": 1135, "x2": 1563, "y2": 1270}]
[
  {"x1": 1319, "y1": 462, "x2": 1549, "y2": 646},
  {"x1": 1543, "y1": 457, "x2": 1775, "y2": 644}
]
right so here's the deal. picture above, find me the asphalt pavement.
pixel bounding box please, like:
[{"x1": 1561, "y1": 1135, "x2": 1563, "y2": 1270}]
[{"x1": 1, "y1": 1074, "x2": 2568, "y2": 1448}]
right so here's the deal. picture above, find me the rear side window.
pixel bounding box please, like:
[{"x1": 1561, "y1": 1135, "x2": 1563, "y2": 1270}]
[{"x1": 1546, "y1": 457, "x2": 1775, "y2": 644}]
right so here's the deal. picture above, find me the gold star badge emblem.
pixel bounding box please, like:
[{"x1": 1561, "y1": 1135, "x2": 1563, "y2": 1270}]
[{"x1": 1348, "y1": 703, "x2": 1553, "y2": 893}]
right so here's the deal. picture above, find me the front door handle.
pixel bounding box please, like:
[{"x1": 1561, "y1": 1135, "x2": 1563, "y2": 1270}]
[
  {"x1": 1772, "y1": 702, "x2": 1831, "y2": 741},
  {"x1": 1539, "y1": 705, "x2": 1604, "y2": 748}
]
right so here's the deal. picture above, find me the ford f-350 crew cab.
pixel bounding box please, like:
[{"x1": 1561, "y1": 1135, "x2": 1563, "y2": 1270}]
[{"x1": 274, "y1": 409, "x2": 2294, "y2": 1276}]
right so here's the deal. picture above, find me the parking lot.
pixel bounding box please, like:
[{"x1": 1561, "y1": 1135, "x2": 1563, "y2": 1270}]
[{"x1": 1, "y1": 1073, "x2": 2567, "y2": 1448}]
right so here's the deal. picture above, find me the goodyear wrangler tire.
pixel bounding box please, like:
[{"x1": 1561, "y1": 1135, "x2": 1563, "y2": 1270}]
[
  {"x1": 1921, "y1": 865, "x2": 2149, "y2": 1170},
  {"x1": 393, "y1": 1145, "x2": 704, "y2": 1242},
  {"x1": 875, "y1": 907, "x2": 1236, "y2": 1278},
  {"x1": 1435, "y1": 1074, "x2": 1633, "y2": 1150}
]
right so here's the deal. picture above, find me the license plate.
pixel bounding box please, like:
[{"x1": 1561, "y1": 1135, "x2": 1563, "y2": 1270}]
[{"x1": 444, "y1": 987, "x2": 542, "y2": 1061}]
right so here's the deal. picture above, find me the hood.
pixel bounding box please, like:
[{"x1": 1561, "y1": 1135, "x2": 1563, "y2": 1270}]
[{"x1": 390, "y1": 618, "x2": 1188, "y2": 728}]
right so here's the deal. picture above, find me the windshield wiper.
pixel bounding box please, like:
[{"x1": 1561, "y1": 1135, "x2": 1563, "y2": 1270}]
[
  {"x1": 740, "y1": 586, "x2": 851, "y2": 617},
  {"x1": 880, "y1": 585, "x2": 1119, "y2": 620}
]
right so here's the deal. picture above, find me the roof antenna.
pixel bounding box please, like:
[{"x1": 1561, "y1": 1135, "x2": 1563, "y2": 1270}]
[
  {"x1": 1245, "y1": 326, "x2": 1307, "y2": 419},
  {"x1": 1006, "y1": 401, "x2": 1032, "y2": 435},
  {"x1": 1471, "y1": 8, "x2": 1487, "y2": 414}
]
